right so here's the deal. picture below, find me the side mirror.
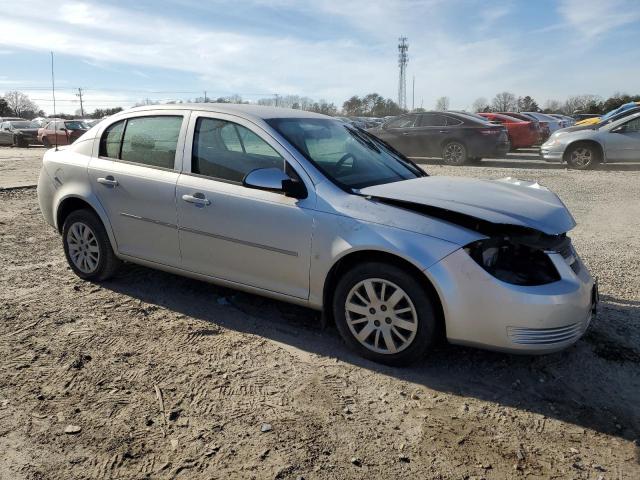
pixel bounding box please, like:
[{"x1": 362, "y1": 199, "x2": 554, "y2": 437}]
[{"x1": 242, "y1": 167, "x2": 307, "y2": 199}]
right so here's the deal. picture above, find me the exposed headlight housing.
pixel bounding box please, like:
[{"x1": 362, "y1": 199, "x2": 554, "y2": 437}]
[{"x1": 464, "y1": 238, "x2": 560, "y2": 286}]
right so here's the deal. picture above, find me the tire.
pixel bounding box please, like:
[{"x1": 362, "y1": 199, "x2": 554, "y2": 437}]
[
  {"x1": 442, "y1": 141, "x2": 468, "y2": 166},
  {"x1": 62, "y1": 209, "x2": 121, "y2": 281},
  {"x1": 566, "y1": 143, "x2": 600, "y2": 170},
  {"x1": 333, "y1": 262, "x2": 437, "y2": 366},
  {"x1": 16, "y1": 136, "x2": 29, "y2": 148},
  {"x1": 42, "y1": 137, "x2": 50, "y2": 148}
]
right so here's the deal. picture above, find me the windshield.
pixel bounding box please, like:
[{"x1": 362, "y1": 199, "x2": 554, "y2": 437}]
[
  {"x1": 64, "y1": 121, "x2": 89, "y2": 130},
  {"x1": 266, "y1": 118, "x2": 424, "y2": 190},
  {"x1": 9, "y1": 121, "x2": 34, "y2": 128}
]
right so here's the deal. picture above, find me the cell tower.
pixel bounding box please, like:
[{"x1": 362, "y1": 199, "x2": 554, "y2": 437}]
[{"x1": 397, "y1": 36, "x2": 409, "y2": 110}]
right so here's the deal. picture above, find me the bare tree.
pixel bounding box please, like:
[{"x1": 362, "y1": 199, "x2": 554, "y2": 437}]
[
  {"x1": 435, "y1": 96, "x2": 450, "y2": 111},
  {"x1": 3, "y1": 91, "x2": 39, "y2": 117},
  {"x1": 472, "y1": 97, "x2": 489, "y2": 112},
  {"x1": 563, "y1": 95, "x2": 602, "y2": 114},
  {"x1": 491, "y1": 91, "x2": 517, "y2": 112},
  {"x1": 544, "y1": 99, "x2": 562, "y2": 113}
]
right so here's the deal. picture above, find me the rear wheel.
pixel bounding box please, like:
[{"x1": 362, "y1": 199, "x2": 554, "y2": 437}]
[
  {"x1": 566, "y1": 143, "x2": 599, "y2": 170},
  {"x1": 62, "y1": 209, "x2": 121, "y2": 281},
  {"x1": 333, "y1": 262, "x2": 437, "y2": 366},
  {"x1": 442, "y1": 141, "x2": 467, "y2": 165}
]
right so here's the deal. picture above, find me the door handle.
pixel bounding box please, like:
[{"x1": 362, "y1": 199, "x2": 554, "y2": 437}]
[
  {"x1": 402, "y1": 132, "x2": 409, "y2": 135},
  {"x1": 182, "y1": 193, "x2": 211, "y2": 206},
  {"x1": 439, "y1": 130, "x2": 448, "y2": 133},
  {"x1": 97, "y1": 176, "x2": 118, "y2": 187}
]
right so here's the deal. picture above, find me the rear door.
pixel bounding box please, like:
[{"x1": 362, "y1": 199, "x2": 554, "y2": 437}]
[
  {"x1": 606, "y1": 117, "x2": 640, "y2": 161},
  {"x1": 415, "y1": 113, "x2": 451, "y2": 156},
  {"x1": 88, "y1": 111, "x2": 189, "y2": 266}
]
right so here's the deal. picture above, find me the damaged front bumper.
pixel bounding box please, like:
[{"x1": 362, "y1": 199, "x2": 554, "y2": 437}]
[{"x1": 425, "y1": 244, "x2": 595, "y2": 354}]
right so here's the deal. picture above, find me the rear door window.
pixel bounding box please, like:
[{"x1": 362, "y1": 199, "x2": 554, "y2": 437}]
[{"x1": 120, "y1": 116, "x2": 182, "y2": 169}]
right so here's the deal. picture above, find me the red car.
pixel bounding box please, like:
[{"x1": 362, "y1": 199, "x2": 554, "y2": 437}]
[
  {"x1": 500, "y1": 112, "x2": 550, "y2": 143},
  {"x1": 478, "y1": 112, "x2": 540, "y2": 149},
  {"x1": 38, "y1": 120, "x2": 89, "y2": 147}
]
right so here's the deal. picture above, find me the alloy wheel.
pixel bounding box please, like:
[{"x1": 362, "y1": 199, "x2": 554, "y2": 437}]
[
  {"x1": 443, "y1": 143, "x2": 465, "y2": 164},
  {"x1": 570, "y1": 147, "x2": 592, "y2": 168},
  {"x1": 66, "y1": 222, "x2": 100, "y2": 274},
  {"x1": 345, "y1": 278, "x2": 418, "y2": 354}
]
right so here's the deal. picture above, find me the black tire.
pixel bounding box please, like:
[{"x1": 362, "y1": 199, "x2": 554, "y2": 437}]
[
  {"x1": 442, "y1": 141, "x2": 468, "y2": 166},
  {"x1": 16, "y1": 136, "x2": 29, "y2": 148},
  {"x1": 42, "y1": 137, "x2": 50, "y2": 148},
  {"x1": 566, "y1": 143, "x2": 600, "y2": 170},
  {"x1": 333, "y1": 262, "x2": 437, "y2": 366},
  {"x1": 62, "y1": 209, "x2": 121, "y2": 281}
]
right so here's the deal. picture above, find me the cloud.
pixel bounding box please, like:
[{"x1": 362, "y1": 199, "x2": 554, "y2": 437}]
[{"x1": 557, "y1": 0, "x2": 640, "y2": 38}]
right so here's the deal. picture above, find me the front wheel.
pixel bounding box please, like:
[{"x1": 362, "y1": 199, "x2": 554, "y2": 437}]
[
  {"x1": 566, "y1": 143, "x2": 599, "y2": 170},
  {"x1": 442, "y1": 141, "x2": 468, "y2": 165},
  {"x1": 333, "y1": 262, "x2": 437, "y2": 366},
  {"x1": 62, "y1": 209, "x2": 121, "y2": 281}
]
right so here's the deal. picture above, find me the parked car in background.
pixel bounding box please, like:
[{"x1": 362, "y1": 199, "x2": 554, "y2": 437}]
[
  {"x1": 0, "y1": 120, "x2": 42, "y2": 147},
  {"x1": 573, "y1": 113, "x2": 600, "y2": 122},
  {"x1": 501, "y1": 112, "x2": 550, "y2": 142},
  {"x1": 0, "y1": 116, "x2": 24, "y2": 123},
  {"x1": 368, "y1": 111, "x2": 510, "y2": 165},
  {"x1": 477, "y1": 112, "x2": 540, "y2": 149},
  {"x1": 38, "y1": 119, "x2": 90, "y2": 147},
  {"x1": 542, "y1": 112, "x2": 640, "y2": 169},
  {"x1": 522, "y1": 112, "x2": 564, "y2": 134},
  {"x1": 37, "y1": 104, "x2": 597, "y2": 365},
  {"x1": 547, "y1": 114, "x2": 575, "y2": 128},
  {"x1": 556, "y1": 106, "x2": 640, "y2": 136}
]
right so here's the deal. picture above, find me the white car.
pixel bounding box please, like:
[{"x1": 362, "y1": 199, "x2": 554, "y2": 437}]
[
  {"x1": 37, "y1": 104, "x2": 598, "y2": 365},
  {"x1": 523, "y1": 112, "x2": 564, "y2": 134}
]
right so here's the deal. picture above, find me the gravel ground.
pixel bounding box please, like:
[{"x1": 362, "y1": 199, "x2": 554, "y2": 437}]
[{"x1": 1, "y1": 147, "x2": 639, "y2": 479}]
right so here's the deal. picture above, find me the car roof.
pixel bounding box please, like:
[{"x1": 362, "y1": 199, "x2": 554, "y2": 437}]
[{"x1": 124, "y1": 103, "x2": 332, "y2": 122}]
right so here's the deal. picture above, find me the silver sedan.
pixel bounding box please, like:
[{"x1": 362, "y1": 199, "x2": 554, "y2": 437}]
[
  {"x1": 37, "y1": 104, "x2": 597, "y2": 365},
  {"x1": 541, "y1": 112, "x2": 640, "y2": 169}
]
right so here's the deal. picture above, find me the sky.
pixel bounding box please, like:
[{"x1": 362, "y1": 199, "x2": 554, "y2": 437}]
[{"x1": 1, "y1": 0, "x2": 639, "y2": 114}]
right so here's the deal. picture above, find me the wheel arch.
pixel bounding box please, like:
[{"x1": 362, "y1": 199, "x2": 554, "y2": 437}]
[
  {"x1": 563, "y1": 139, "x2": 605, "y2": 164},
  {"x1": 321, "y1": 249, "x2": 446, "y2": 338},
  {"x1": 54, "y1": 193, "x2": 119, "y2": 252}
]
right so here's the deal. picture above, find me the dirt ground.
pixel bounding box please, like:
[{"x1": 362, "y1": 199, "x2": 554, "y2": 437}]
[{"x1": 1, "y1": 146, "x2": 639, "y2": 479}]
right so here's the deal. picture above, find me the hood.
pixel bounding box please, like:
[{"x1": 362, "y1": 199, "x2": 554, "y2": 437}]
[
  {"x1": 555, "y1": 124, "x2": 597, "y2": 135},
  {"x1": 359, "y1": 176, "x2": 576, "y2": 236}
]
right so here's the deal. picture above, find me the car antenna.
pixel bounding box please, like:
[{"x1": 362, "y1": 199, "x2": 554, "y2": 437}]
[{"x1": 50, "y1": 51, "x2": 58, "y2": 151}]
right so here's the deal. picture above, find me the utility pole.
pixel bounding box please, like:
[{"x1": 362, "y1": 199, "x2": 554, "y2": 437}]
[
  {"x1": 412, "y1": 75, "x2": 415, "y2": 111},
  {"x1": 274, "y1": 93, "x2": 280, "y2": 107},
  {"x1": 204, "y1": 90, "x2": 208, "y2": 103},
  {"x1": 75, "y1": 88, "x2": 85, "y2": 117}
]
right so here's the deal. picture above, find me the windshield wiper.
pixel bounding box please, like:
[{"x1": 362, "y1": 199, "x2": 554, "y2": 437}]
[{"x1": 344, "y1": 125, "x2": 381, "y2": 153}]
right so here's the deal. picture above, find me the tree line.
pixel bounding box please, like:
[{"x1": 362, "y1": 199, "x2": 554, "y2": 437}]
[
  {"x1": 3, "y1": 89, "x2": 640, "y2": 120},
  {"x1": 472, "y1": 92, "x2": 640, "y2": 115}
]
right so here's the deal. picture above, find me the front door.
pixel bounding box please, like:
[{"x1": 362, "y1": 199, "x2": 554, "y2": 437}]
[
  {"x1": 88, "y1": 113, "x2": 189, "y2": 266},
  {"x1": 378, "y1": 115, "x2": 421, "y2": 156},
  {"x1": 176, "y1": 113, "x2": 314, "y2": 299},
  {"x1": 606, "y1": 117, "x2": 640, "y2": 161}
]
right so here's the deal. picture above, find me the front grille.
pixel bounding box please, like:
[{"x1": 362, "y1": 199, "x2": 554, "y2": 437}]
[{"x1": 507, "y1": 323, "x2": 584, "y2": 345}]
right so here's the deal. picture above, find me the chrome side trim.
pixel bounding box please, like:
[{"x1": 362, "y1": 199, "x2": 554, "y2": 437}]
[
  {"x1": 180, "y1": 226, "x2": 299, "y2": 257},
  {"x1": 120, "y1": 212, "x2": 177, "y2": 230},
  {"x1": 120, "y1": 212, "x2": 298, "y2": 257}
]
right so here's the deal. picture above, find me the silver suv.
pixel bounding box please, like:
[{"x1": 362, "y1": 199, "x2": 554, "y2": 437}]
[{"x1": 37, "y1": 104, "x2": 597, "y2": 365}]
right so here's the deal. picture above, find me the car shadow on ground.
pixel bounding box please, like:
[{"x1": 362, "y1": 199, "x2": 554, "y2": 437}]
[
  {"x1": 412, "y1": 156, "x2": 640, "y2": 171},
  {"x1": 100, "y1": 263, "x2": 640, "y2": 443}
]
